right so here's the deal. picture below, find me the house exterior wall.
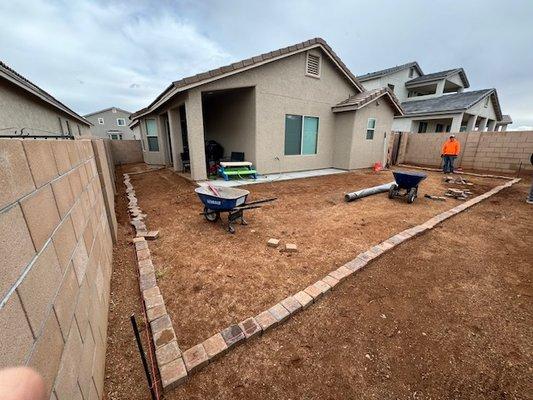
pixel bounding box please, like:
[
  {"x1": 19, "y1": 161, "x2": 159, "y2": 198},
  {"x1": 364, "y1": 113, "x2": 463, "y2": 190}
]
[
  {"x1": 0, "y1": 79, "x2": 91, "y2": 138},
  {"x1": 361, "y1": 67, "x2": 421, "y2": 102},
  {"x1": 85, "y1": 108, "x2": 135, "y2": 140},
  {"x1": 467, "y1": 95, "x2": 498, "y2": 122},
  {"x1": 0, "y1": 138, "x2": 115, "y2": 400},
  {"x1": 332, "y1": 111, "x2": 356, "y2": 170}
]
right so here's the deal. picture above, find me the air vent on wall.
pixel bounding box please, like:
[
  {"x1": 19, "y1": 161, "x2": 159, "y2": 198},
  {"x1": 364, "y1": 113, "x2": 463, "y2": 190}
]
[{"x1": 306, "y1": 53, "x2": 321, "y2": 77}]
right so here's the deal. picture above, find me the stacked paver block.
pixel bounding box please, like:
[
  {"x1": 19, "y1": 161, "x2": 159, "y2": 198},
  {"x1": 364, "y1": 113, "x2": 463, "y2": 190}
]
[{"x1": 0, "y1": 139, "x2": 115, "y2": 399}]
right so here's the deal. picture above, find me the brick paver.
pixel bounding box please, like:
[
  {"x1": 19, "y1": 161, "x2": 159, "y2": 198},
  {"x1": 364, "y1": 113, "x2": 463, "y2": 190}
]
[
  {"x1": 221, "y1": 324, "x2": 245, "y2": 348},
  {"x1": 183, "y1": 344, "x2": 208, "y2": 373},
  {"x1": 239, "y1": 317, "x2": 262, "y2": 339},
  {"x1": 202, "y1": 333, "x2": 228, "y2": 360},
  {"x1": 255, "y1": 310, "x2": 278, "y2": 331}
]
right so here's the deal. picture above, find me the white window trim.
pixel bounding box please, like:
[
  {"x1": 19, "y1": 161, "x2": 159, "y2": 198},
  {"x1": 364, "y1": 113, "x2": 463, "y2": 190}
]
[
  {"x1": 117, "y1": 118, "x2": 126, "y2": 126},
  {"x1": 366, "y1": 118, "x2": 376, "y2": 140},
  {"x1": 484, "y1": 97, "x2": 489, "y2": 108},
  {"x1": 145, "y1": 118, "x2": 159, "y2": 152},
  {"x1": 98, "y1": 117, "x2": 104, "y2": 124},
  {"x1": 305, "y1": 52, "x2": 321, "y2": 79},
  {"x1": 285, "y1": 114, "x2": 319, "y2": 157}
]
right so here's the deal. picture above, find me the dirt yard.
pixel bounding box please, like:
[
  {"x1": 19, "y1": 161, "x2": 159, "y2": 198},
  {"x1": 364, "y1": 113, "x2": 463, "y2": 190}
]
[
  {"x1": 104, "y1": 171, "x2": 532, "y2": 400},
  {"x1": 127, "y1": 167, "x2": 501, "y2": 350}
]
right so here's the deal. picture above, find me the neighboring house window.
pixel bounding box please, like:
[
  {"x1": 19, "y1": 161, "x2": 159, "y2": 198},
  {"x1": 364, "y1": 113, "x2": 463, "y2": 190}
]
[
  {"x1": 145, "y1": 119, "x2": 159, "y2": 151},
  {"x1": 117, "y1": 118, "x2": 126, "y2": 126},
  {"x1": 110, "y1": 134, "x2": 118, "y2": 140},
  {"x1": 418, "y1": 121, "x2": 428, "y2": 133},
  {"x1": 435, "y1": 123, "x2": 444, "y2": 133},
  {"x1": 484, "y1": 97, "x2": 489, "y2": 107},
  {"x1": 388, "y1": 84, "x2": 395, "y2": 92},
  {"x1": 366, "y1": 118, "x2": 376, "y2": 140},
  {"x1": 58, "y1": 117, "x2": 64, "y2": 134},
  {"x1": 112, "y1": 108, "x2": 117, "y2": 113},
  {"x1": 306, "y1": 53, "x2": 321, "y2": 78},
  {"x1": 65, "y1": 120, "x2": 72, "y2": 135},
  {"x1": 284, "y1": 115, "x2": 319, "y2": 155},
  {"x1": 409, "y1": 67, "x2": 414, "y2": 78},
  {"x1": 77, "y1": 124, "x2": 81, "y2": 136},
  {"x1": 98, "y1": 118, "x2": 104, "y2": 124}
]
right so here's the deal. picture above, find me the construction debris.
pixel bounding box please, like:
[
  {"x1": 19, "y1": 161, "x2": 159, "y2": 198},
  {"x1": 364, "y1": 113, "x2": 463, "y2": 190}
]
[
  {"x1": 444, "y1": 176, "x2": 474, "y2": 186},
  {"x1": 284, "y1": 243, "x2": 298, "y2": 253},
  {"x1": 445, "y1": 188, "x2": 472, "y2": 200},
  {"x1": 424, "y1": 194, "x2": 447, "y2": 201},
  {"x1": 267, "y1": 238, "x2": 280, "y2": 248}
]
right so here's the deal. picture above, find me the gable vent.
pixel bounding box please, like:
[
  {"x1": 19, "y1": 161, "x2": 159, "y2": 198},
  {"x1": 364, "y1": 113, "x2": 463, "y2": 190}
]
[{"x1": 306, "y1": 53, "x2": 321, "y2": 77}]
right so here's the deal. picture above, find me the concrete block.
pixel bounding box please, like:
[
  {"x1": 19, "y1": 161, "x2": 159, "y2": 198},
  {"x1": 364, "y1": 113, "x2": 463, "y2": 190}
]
[
  {"x1": 304, "y1": 284, "x2": 323, "y2": 301},
  {"x1": 142, "y1": 286, "x2": 160, "y2": 301},
  {"x1": 160, "y1": 357, "x2": 187, "y2": 390},
  {"x1": 154, "y1": 327, "x2": 176, "y2": 349},
  {"x1": 50, "y1": 141, "x2": 72, "y2": 175},
  {"x1": 51, "y1": 174, "x2": 74, "y2": 218},
  {"x1": 202, "y1": 333, "x2": 228, "y2": 360},
  {"x1": 322, "y1": 275, "x2": 339, "y2": 289},
  {"x1": 52, "y1": 215, "x2": 77, "y2": 272},
  {"x1": 23, "y1": 140, "x2": 59, "y2": 188},
  {"x1": 145, "y1": 294, "x2": 164, "y2": 310},
  {"x1": 0, "y1": 293, "x2": 34, "y2": 368},
  {"x1": 139, "y1": 272, "x2": 156, "y2": 291},
  {"x1": 284, "y1": 243, "x2": 298, "y2": 252},
  {"x1": 183, "y1": 344, "x2": 209, "y2": 373},
  {"x1": 147, "y1": 304, "x2": 167, "y2": 322},
  {"x1": 78, "y1": 162, "x2": 89, "y2": 189},
  {"x1": 238, "y1": 317, "x2": 262, "y2": 339},
  {"x1": 53, "y1": 321, "x2": 83, "y2": 399},
  {"x1": 0, "y1": 204, "x2": 36, "y2": 299},
  {"x1": 72, "y1": 240, "x2": 89, "y2": 286},
  {"x1": 82, "y1": 217, "x2": 94, "y2": 253},
  {"x1": 20, "y1": 184, "x2": 60, "y2": 252},
  {"x1": 329, "y1": 266, "x2": 352, "y2": 281},
  {"x1": 280, "y1": 296, "x2": 302, "y2": 314},
  {"x1": 74, "y1": 279, "x2": 90, "y2": 343},
  {"x1": 69, "y1": 201, "x2": 86, "y2": 241},
  {"x1": 66, "y1": 141, "x2": 81, "y2": 167},
  {"x1": 314, "y1": 280, "x2": 332, "y2": 295},
  {"x1": 27, "y1": 312, "x2": 65, "y2": 398},
  {"x1": 68, "y1": 169, "x2": 83, "y2": 198},
  {"x1": 0, "y1": 140, "x2": 35, "y2": 209},
  {"x1": 267, "y1": 238, "x2": 280, "y2": 247},
  {"x1": 156, "y1": 340, "x2": 181, "y2": 366},
  {"x1": 150, "y1": 314, "x2": 172, "y2": 334},
  {"x1": 293, "y1": 290, "x2": 313, "y2": 309},
  {"x1": 268, "y1": 303, "x2": 290, "y2": 322},
  {"x1": 221, "y1": 324, "x2": 246, "y2": 348},
  {"x1": 255, "y1": 310, "x2": 278, "y2": 331},
  {"x1": 17, "y1": 240, "x2": 62, "y2": 334},
  {"x1": 77, "y1": 323, "x2": 95, "y2": 400},
  {"x1": 53, "y1": 262, "x2": 79, "y2": 340}
]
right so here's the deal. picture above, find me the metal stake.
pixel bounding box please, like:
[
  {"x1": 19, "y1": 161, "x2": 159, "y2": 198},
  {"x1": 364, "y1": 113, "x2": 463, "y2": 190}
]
[{"x1": 130, "y1": 314, "x2": 157, "y2": 400}]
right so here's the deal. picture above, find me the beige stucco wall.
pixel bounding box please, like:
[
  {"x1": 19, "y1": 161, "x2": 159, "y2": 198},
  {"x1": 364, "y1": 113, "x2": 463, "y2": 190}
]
[
  {"x1": 109, "y1": 139, "x2": 143, "y2": 165},
  {"x1": 0, "y1": 79, "x2": 91, "y2": 138},
  {"x1": 0, "y1": 138, "x2": 115, "y2": 400}
]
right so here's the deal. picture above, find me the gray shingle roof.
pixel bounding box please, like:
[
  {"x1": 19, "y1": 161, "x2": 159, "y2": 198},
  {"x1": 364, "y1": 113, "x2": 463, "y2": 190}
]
[
  {"x1": 405, "y1": 68, "x2": 469, "y2": 88},
  {"x1": 0, "y1": 60, "x2": 90, "y2": 126},
  {"x1": 357, "y1": 61, "x2": 423, "y2": 82},
  {"x1": 401, "y1": 89, "x2": 502, "y2": 120},
  {"x1": 498, "y1": 114, "x2": 512, "y2": 124},
  {"x1": 332, "y1": 87, "x2": 403, "y2": 115},
  {"x1": 132, "y1": 38, "x2": 365, "y2": 119}
]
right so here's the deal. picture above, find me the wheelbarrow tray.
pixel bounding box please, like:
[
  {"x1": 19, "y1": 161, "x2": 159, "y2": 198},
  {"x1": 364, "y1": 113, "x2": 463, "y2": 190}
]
[
  {"x1": 194, "y1": 186, "x2": 250, "y2": 211},
  {"x1": 392, "y1": 171, "x2": 427, "y2": 189}
]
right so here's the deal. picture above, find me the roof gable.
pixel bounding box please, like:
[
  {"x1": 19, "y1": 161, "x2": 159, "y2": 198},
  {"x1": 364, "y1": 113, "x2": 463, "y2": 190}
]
[
  {"x1": 84, "y1": 107, "x2": 132, "y2": 118},
  {"x1": 357, "y1": 62, "x2": 423, "y2": 82},
  {"x1": 332, "y1": 87, "x2": 404, "y2": 115},
  {"x1": 405, "y1": 68, "x2": 470, "y2": 88},
  {"x1": 132, "y1": 38, "x2": 364, "y2": 119}
]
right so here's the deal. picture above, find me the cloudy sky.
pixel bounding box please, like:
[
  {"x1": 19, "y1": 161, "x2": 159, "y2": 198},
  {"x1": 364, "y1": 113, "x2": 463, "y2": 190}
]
[{"x1": 1, "y1": 0, "x2": 532, "y2": 128}]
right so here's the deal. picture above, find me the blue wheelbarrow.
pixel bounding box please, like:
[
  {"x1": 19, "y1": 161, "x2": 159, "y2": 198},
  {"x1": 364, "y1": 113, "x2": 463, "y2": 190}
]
[
  {"x1": 389, "y1": 171, "x2": 427, "y2": 204},
  {"x1": 195, "y1": 185, "x2": 276, "y2": 233}
]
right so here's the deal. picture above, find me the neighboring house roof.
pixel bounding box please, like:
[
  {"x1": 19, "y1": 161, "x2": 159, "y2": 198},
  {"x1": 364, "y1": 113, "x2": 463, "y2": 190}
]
[
  {"x1": 129, "y1": 119, "x2": 139, "y2": 128},
  {"x1": 84, "y1": 107, "x2": 132, "y2": 118},
  {"x1": 497, "y1": 114, "x2": 513, "y2": 124},
  {"x1": 401, "y1": 89, "x2": 502, "y2": 120},
  {"x1": 405, "y1": 68, "x2": 470, "y2": 88},
  {"x1": 131, "y1": 37, "x2": 365, "y2": 120},
  {"x1": 0, "y1": 60, "x2": 91, "y2": 126},
  {"x1": 357, "y1": 61, "x2": 423, "y2": 82},
  {"x1": 332, "y1": 87, "x2": 404, "y2": 115}
]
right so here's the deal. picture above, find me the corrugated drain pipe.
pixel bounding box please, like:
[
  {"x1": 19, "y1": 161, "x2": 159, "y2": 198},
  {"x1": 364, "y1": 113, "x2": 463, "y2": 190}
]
[{"x1": 344, "y1": 181, "x2": 395, "y2": 202}]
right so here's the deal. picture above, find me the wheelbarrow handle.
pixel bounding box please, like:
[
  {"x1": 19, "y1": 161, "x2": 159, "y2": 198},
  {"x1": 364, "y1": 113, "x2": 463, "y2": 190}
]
[{"x1": 240, "y1": 197, "x2": 277, "y2": 207}]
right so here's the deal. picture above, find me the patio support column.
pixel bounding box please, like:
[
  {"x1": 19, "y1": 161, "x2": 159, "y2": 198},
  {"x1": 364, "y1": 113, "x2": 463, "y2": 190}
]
[
  {"x1": 465, "y1": 114, "x2": 478, "y2": 132},
  {"x1": 167, "y1": 107, "x2": 183, "y2": 171},
  {"x1": 501, "y1": 124, "x2": 508, "y2": 131},
  {"x1": 436, "y1": 80, "x2": 445, "y2": 96},
  {"x1": 449, "y1": 114, "x2": 462, "y2": 133},
  {"x1": 478, "y1": 117, "x2": 488, "y2": 132},
  {"x1": 185, "y1": 91, "x2": 207, "y2": 180},
  {"x1": 487, "y1": 119, "x2": 497, "y2": 131}
]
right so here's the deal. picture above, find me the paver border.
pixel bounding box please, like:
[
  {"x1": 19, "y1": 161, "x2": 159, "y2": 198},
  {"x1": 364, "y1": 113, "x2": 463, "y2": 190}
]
[{"x1": 124, "y1": 170, "x2": 520, "y2": 391}]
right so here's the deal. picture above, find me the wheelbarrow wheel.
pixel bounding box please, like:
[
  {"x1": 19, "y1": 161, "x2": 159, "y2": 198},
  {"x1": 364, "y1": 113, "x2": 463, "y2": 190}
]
[
  {"x1": 204, "y1": 207, "x2": 220, "y2": 222},
  {"x1": 407, "y1": 187, "x2": 417, "y2": 204},
  {"x1": 388, "y1": 184, "x2": 398, "y2": 199}
]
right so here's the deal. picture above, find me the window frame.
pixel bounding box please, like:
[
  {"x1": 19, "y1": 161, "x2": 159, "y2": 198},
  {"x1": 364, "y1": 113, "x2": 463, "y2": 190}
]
[
  {"x1": 409, "y1": 67, "x2": 414, "y2": 78},
  {"x1": 484, "y1": 97, "x2": 489, "y2": 108},
  {"x1": 117, "y1": 118, "x2": 126, "y2": 126},
  {"x1": 366, "y1": 118, "x2": 376, "y2": 140},
  {"x1": 145, "y1": 118, "x2": 160, "y2": 152},
  {"x1": 65, "y1": 120, "x2": 71, "y2": 135},
  {"x1": 98, "y1": 117, "x2": 104, "y2": 124},
  {"x1": 418, "y1": 121, "x2": 428, "y2": 133},
  {"x1": 284, "y1": 114, "x2": 319, "y2": 156},
  {"x1": 305, "y1": 52, "x2": 321, "y2": 79},
  {"x1": 435, "y1": 123, "x2": 444, "y2": 133}
]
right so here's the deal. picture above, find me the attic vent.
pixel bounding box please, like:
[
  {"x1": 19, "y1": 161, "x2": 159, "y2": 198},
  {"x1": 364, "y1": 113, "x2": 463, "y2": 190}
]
[{"x1": 306, "y1": 53, "x2": 321, "y2": 77}]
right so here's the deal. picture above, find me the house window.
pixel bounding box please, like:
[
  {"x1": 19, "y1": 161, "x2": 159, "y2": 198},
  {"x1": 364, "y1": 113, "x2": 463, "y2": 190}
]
[
  {"x1": 117, "y1": 118, "x2": 126, "y2": 126},
  {"x1": 446, "y1": 125, "x2": 451, "y2": 132},
  {"x1": 435, "y1": 123, "x2": 444, "y2": 132},
  {"x1": 484, "y1": 97, "x2": 489, "y2": 108},
  {"x1": 65, "y1": 120, "x2": 72, "y2": 135},
  {"x1": 418, "y1": 121, "x2": 428, "y2": 133},
  {"x1": 388, "y1": 84, "x2": 395, "y2": 92},
  {"x1": 409, "y1": 67, "x2": 414, "y2": 78},
  {"x1": 58, "y1": 117, "x2": 64, "y2": 134},
  {"x1": 366, "y1": 118, "x2": 376, "y2": 140},
  {"x1": 77, "y1": 124, "x2": 82, "y2": 136},
  {"x1": 306, "y1": 53, "x2": 321, "y2": 78},
  {"x1": 284, "y1": 115, "x2": 319, "y2": 155},
  {"x1": 110, "y1": 134, "x2": 118, "y2": 140},
  {"x1": 98, "y1": 117, "x2": 104, "y2": 124},
  {"x1": 145, "y1": 119, "x2": 159, "y2": 151}
]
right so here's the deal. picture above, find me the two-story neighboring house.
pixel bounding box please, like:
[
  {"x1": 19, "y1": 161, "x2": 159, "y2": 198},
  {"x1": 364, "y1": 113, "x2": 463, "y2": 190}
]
[
  {"x1": 84, "y1": 107, "x2": 138, "y2": 140},
  {"x1": 358, "y1": 62, "x2": 512, "y2": 133}
]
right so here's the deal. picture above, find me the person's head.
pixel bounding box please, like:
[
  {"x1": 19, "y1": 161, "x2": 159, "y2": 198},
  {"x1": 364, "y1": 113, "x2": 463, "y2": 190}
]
[{"x1": 449, "y1": 135, "x2": 456, "y2": 141}]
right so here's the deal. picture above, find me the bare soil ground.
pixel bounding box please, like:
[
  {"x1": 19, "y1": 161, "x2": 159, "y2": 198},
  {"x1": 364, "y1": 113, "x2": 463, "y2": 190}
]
[
  {"x1": 104, "y1": 173, "x2": 532, "y2": 399},
  {"x1": 127, "y1": 167, "x2": 502, "y2": 350}
]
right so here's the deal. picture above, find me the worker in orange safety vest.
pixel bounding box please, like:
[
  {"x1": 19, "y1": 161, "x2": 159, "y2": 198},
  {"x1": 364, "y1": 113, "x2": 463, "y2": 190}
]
[{"x1": 441, "y1": 135, "x2": 460, "y2": 173}]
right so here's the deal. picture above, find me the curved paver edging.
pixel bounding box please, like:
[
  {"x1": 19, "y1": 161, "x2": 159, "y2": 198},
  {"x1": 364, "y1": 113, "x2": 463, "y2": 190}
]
[{"x1": 124, "y1": 172, "x2": 520, "y2": 392}]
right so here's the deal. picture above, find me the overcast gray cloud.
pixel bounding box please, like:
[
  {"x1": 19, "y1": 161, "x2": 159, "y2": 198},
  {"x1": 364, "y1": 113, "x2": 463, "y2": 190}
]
[{"x1": 1, "y1": 0, "x2": 532, "y2": 128}]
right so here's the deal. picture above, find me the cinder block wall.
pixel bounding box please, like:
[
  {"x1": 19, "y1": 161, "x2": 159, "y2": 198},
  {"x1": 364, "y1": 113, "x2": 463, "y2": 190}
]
[
  {"x1": 0, "y1": 138, "x2": 115, "y2": 400},
  {"x1": 400, "y1": 131, "x2": 533, "y2": 172},
  {"x1": 109, "y1": 140, "x2": 143, "y2": 165}
]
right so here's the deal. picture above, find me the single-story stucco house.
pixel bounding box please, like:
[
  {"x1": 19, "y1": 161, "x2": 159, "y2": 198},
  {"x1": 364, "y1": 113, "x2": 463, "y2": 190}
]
[
  {"x1": 0, "y1": 60, "x2": 91, "y2": 138},
  {"x1": 130, "y1": 38, "x2": 403, "y2": 181}
]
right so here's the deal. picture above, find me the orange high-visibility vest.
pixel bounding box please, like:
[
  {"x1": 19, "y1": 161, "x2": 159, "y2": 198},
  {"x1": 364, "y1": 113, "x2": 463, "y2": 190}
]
[{"x1": 442, "y1": 139, "x2": 460, "y2": 156}]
